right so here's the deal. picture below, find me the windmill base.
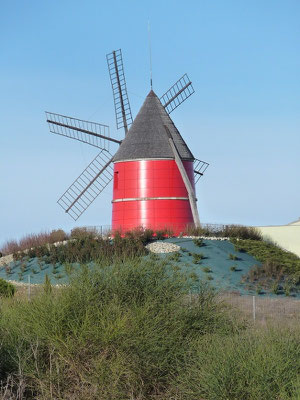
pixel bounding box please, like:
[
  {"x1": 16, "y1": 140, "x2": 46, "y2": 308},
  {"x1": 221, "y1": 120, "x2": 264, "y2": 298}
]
[{"x1": 112, "y1": 159, "x2": 196, "y2": 235}]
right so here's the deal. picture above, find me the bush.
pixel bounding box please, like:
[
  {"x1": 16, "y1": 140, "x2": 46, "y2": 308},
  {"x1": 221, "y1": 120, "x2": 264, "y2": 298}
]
[
  {"x1": 0, "y1": 240, "x2": 19, "y2": 256},
  {"x1": 19, "y1": 231, "x2": 51, "y2": 250},
  {"x1": 185, "y1": 224, "x2": 262, "y2": 240},
  {"x1": 172, "y1": 328, "x2": 300, "y2": 400},
  {"x1": 0, "y1": 260, "x2": 240, "y2": 399},
  {"x1": 223, "y1": 225, "x2": 262, "y2": 240},
  {"x1": 193, "y1": 238, "x2": 204, "y2": 247},
  {"x1": 0, "y1": 279, "x2": 15, "y2": 297},
  {"x1": 271, "y1": 281, "x2": 280, "y2": 295},
  {"x1": 70, "y1": 226, "x2": 97, "y2": 240},
  {"x1": 10, "y1": 235, "x2": 148, "y2": 265},
  {"x1": 0, "y1": 229, "x2": 69, "y2": 256},
  {"x1": 185, "y1": 224, "x2": 219, "y2": 237},
  {"x1": 49, "y1": 229, "x2": 67, "y2": 243},
  {"x1": 192, "y1": 253, "x2": 205, "y2": 264},
  {"x1": 124, "y1": 226, "x2": 154, "y2": 244},
  {"x1": 232, "y1": 238, "x2": 300, "y2": 275}
]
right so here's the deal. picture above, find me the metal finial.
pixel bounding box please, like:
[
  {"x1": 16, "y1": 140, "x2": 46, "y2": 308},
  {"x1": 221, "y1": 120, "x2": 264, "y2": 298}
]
[{"x1": 148, "y1": 20, "x2": 153, "y2": 90}]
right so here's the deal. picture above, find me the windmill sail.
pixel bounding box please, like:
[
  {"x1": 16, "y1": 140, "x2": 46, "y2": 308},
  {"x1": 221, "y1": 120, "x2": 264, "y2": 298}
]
[
  {"x1": 57, "y1": 149, "x2": 114, "y2": 220},
  {"x1": 160, "y1": 74, "x2": 195, "y2": 114},
  {"x1": 46, "y1": 112, "x2": 121, "y2": 150},
  {"x1": 194, "y1": 158, "x2": 209, "y2": 184},
  {"x1": 106, "y1": 49, "x2": 133, "y2": 133}
]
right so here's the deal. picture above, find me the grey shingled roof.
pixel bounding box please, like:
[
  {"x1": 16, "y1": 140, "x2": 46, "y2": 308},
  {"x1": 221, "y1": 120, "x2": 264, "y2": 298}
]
[{"x1": 113, "y1": 90, "x2": 194, "y2": 162}]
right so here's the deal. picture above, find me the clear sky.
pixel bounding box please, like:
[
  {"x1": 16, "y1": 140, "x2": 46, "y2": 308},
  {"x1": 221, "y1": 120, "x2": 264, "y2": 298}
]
[{"x1": 1, "y1": 0, "x2": 299, "y2": 245}]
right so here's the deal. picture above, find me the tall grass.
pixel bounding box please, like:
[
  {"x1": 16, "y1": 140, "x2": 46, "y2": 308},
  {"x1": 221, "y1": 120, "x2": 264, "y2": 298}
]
[
  {"x1": 1, "y1": 226, "x2": 173, "y2": 258},
  {"x1": 0, "y1": 230, "x2": 68, "y2": 256},
  {"x1": 0, "y1": 259, "x2": 240, "y2": 399},
  {"x1": 0, "y1": 254, "x2": 299, "y2": 399},
  {"x1": 171, "y1": 327, "x2": 300, "y2": 400},
  {"x1": 1, "y1": 224, "x2": 262, "y2": 257},
  {"x1": 12, "y1": 234, "x2": 148, "y2": 264},
  {"x1": 186, "y1": 224, "x2": 262, "y2": 240}
]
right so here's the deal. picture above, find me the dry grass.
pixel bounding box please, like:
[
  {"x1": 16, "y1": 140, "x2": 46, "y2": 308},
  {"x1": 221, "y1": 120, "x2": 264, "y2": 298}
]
[
  {"x1": 221, "y1": 292, "x2": 300, "y2": 325},
  {"x1": 0, "y1": 230, "x2": 68, "y2": 256}
]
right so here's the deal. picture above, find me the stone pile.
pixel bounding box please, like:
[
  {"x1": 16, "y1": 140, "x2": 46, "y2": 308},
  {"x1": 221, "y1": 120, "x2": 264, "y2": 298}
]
[
  {"x1": 146, "y1": 242, "x2": 180, "y2": 254},
  {"x1": 0, "y1": 254, "x2": 13, "y2": 267},
  {"x1": 182, "y1": 236, "x2": 229, "y2": 241}
]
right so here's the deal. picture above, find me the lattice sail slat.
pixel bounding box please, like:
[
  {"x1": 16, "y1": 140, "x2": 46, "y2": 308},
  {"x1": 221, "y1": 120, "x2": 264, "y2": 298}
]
[
  {"x1": 57, "y1": 150, "x2": 114, "y2": 220},
  {"x1": 194, "y1": 158, "x2": 209, "y2": 184},
  {"x1": 106, "y1": 49, "x2": 133, "y2": 133},
  {"x1": 160, "y1": 74, "x2": 195, "y2": 114},
  {"x1": 46, "y1": 112, "x2": 114, "y2": 150}
]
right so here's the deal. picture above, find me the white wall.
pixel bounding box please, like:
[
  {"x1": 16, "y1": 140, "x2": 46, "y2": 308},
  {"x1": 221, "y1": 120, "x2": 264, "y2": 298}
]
[{"x1": 257, "y1": 223, "x2": 300, "y2": 257}]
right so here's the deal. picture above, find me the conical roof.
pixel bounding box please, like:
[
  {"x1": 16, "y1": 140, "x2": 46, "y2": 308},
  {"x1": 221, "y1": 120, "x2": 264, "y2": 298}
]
[{"x1": 113, "y1": 90, "x2": 194, "y2": 162}]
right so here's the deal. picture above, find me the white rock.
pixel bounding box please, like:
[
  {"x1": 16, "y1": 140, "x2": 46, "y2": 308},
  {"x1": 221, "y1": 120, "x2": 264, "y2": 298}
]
[{"x1": 146, "y1": 242, "x2": 180, "y2": 254}]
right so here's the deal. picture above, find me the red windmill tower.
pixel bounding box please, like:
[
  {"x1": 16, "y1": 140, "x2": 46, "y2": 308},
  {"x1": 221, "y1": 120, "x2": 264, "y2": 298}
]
[{"x1": 46, "y1": 49, "x2": 208, "y2": 234}]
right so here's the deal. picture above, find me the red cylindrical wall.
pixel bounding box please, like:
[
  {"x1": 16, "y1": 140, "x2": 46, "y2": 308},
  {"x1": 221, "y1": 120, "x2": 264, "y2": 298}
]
[{"x1": 112, "y1": 159, "x2": 195, "y2": 234}]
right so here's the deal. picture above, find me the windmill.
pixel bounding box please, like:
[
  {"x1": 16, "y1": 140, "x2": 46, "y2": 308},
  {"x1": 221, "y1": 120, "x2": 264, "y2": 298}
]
[{"x1": 46, "y1": 49, "x2": 209, "y2": 234}]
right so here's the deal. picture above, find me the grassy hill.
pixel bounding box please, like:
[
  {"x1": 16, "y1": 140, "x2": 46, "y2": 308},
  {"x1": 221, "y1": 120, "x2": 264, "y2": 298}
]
[{"x1": 1, "y1": 225, "x2": 300, "y2": 297}]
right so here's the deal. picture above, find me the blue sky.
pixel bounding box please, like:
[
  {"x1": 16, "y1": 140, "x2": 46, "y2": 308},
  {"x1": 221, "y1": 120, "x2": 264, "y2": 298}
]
[{"x1": 1, "y1": 0, "x2": 299, "y2": 245}]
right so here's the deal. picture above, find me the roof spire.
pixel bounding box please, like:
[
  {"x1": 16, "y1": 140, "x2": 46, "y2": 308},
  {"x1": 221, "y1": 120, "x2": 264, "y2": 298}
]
[
  {"x1": 113, "y1": 91, "x2": 194, "y2": 162},
  {"x1": 148, "y1": 20, "x2": 153, "y2": 90}
]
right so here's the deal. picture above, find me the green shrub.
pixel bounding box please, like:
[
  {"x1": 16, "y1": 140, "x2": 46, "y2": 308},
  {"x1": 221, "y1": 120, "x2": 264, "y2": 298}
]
[
  {"x1": 256, "y1": 285, "x2": 263, "y2": 295},
  {"x1": 168, "y1": 251, "x2": 181, "y2": 262},
  {"x1": 230, "y1": 265, "x2": 237, "y2": 272},
  {"x1": 231, "y1": 238, "x2": 300, "y2": 275},
  {"x1": 291, "y1": 272, "x2": 300, "y2": 285},
  {"x1": 202, "y1": 267, "x2": 212, "y2": 273},
  {"x1": 229, "y1": 253, "x2": 238, "y2": 261},
  {"x1": 0, "y1": 260, "x2": 240, "y2": 399},
  {"x1": 0, "y1": 279, "x2": 15, "y2": 297},
  {"x1": 193, "y1": 238, "x2": 204, "y2": 247},
  {"x1": 13, "y1": 235, "x2": 148, "y2": 265},
  {"x1": 192, "y1": 253, "x2": 205, "y2": 264},
  {"x1": 189, "y1": 272, "x2": 199, "y2": 281},
  {"x1": 172, "y1": 328, "x2": 300, "y2": 400},
  {"x1": 271, "y1": 281, "x2": 280, "y2": 295}
]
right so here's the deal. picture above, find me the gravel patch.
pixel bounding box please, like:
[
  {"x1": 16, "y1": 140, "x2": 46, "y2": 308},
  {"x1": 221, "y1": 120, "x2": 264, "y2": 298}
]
[
  {"x1": 0, "y1": 254, "x2": 13, "y2": 267},
  {"x1": 146, "y1": 242, "x2": 180, "y2": 254}
]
